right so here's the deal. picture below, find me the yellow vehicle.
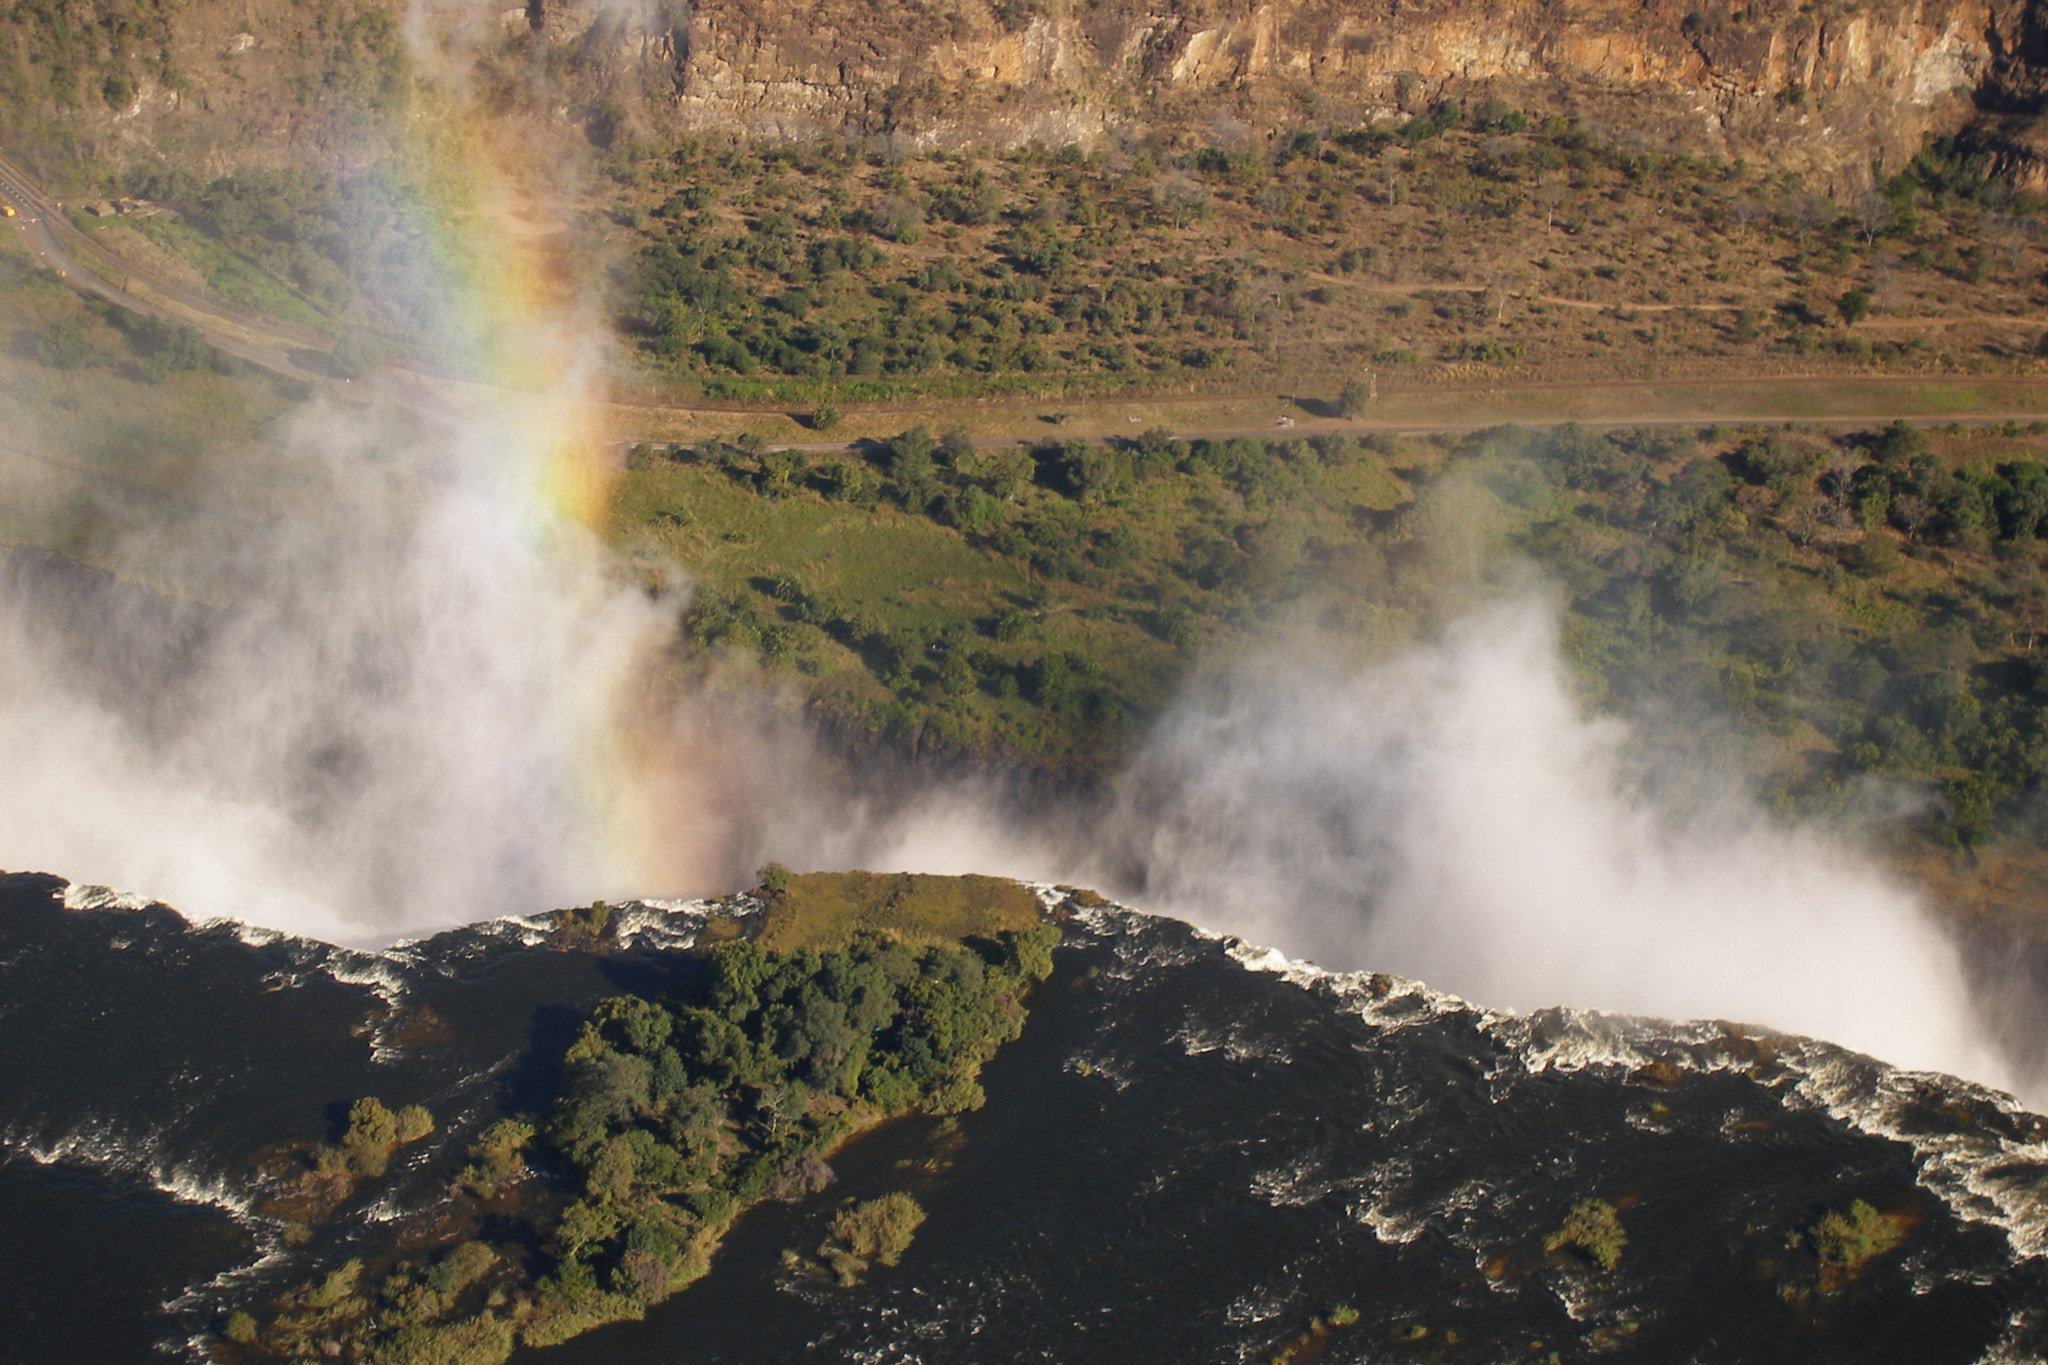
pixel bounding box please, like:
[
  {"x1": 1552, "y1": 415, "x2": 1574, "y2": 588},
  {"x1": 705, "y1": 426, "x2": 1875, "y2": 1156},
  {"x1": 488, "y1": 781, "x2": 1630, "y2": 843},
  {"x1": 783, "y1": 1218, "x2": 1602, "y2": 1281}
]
[{"x1": 2, "y1": 205, "x2": 14, "y2": 218}]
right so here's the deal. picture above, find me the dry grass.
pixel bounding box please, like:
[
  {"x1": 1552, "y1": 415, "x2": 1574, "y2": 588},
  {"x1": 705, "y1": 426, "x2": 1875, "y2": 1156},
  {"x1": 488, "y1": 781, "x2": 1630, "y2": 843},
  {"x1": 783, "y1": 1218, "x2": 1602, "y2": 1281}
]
[{"x1": 754, "y1": 870, "x2": 1043, "y2": 952}]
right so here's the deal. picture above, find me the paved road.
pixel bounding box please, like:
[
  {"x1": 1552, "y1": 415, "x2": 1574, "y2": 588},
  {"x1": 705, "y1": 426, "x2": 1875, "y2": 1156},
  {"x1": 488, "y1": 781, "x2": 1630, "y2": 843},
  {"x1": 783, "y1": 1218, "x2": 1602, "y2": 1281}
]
[{"x1": 0, "y1": 151, "x2": 335, "y2": 382}]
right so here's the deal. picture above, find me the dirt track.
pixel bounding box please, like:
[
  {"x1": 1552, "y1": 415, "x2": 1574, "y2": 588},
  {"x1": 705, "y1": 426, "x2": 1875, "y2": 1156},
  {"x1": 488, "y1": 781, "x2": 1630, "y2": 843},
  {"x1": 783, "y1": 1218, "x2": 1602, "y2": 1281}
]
[{"x1": 7, "y1": 149, "x2": 2048, "y2": 449}]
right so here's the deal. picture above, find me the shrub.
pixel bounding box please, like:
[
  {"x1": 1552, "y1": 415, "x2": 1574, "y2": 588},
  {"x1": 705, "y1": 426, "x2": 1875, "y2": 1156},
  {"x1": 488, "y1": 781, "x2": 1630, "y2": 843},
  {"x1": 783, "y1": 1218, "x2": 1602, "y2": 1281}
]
[
  {"x1": 462, "y1": 1118, "x2": 533, "y2": 1192},
  {"x1": 1845, "y1": 533, "x2": 1900, "y2": 576},
  {"x1": 343, "y1": 1098, "x2": 401, "y2": 1176},
  {"x1": 330, "y1": 327, "x2": 393, "y2": 379},
  {"x1": 1338, "y1": 376, "x2": 1374, "y2": 418},
  {"x1": 36, "y1": 316, "x2": 94, "y2": 370},
  {"x1": 395, "y1": 1104, "x2": 435, "y2": 1144},
  {"x1": 1545, "y1": 1198, "x2": 1625, "y2": 1270},
  {"x1": 820, "y1": 1192, "x2": 926, "y2": 1284},
  {"x1": 1808, "y1": 1200, "x2": 1902, "y2": 1269}
]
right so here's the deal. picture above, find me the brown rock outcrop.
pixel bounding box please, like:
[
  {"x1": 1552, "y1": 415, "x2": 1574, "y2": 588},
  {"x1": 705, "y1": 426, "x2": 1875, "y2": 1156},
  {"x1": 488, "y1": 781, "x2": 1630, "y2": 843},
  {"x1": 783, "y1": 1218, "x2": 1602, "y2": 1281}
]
[
  {"x1": 2, "y1": 0, "x2": 2037, "y2": 190},
  {"x1": 562, "y1": 0, "x2": 2026, "y2": 189}
]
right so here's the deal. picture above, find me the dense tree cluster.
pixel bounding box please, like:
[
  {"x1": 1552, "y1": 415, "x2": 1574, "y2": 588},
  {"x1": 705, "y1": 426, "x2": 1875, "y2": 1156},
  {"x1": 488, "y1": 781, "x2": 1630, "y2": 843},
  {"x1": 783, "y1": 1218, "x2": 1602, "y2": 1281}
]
[
  {"x1": 237, "y1": 922, "x2": 1059, "y2": 1363},
  {"x1": 533, "y1": 927, "x2": 1058, "y2": 1338},
  {"x1": 649, "y1": 413, "x2": 2048, "y2": 852}
]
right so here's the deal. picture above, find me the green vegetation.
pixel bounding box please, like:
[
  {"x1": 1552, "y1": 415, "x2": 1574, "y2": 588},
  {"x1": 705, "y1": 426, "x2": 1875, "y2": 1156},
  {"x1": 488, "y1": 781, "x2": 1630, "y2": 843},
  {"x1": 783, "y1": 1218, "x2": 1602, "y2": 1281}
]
[
  {"x1": 229, "y1": 874, "x2": 1062, "y2": 1362},
  {"x1": 1807, "y1": 1199, "x2": 1903, "y2": 1270},
  {"x1": 817, "y1": 1192, "x2": 926, "y2": 1285},
  {"x1": 1545, "y1": 1198, "x2": 1626, "y2": 1270},
  {"x1": 752, "y1": 869, "x2": 1046, "y2": 953},
  {"x1": 580, "y1": 120, "x2": 2048, "y2": 402},
  {"x1": 624, "y1": 413, "x2": 2048, "y2": 878},
  {"x1": 21, "y1": 88, "x2": 2048, "y2": 400},
  {"x1": 322, "y1": 1096, "x2": 434, "y2": 1179},
  {"x1": 284, "y1": 1095, "x2": 436, "y2": 1201}
]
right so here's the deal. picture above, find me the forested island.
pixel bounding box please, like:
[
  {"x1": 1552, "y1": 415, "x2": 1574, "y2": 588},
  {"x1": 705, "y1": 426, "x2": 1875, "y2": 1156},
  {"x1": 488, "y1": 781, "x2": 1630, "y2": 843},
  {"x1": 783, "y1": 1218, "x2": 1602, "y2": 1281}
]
[{"x1": 222, "y1": 871, "x2": 1061, "y2": 1362}]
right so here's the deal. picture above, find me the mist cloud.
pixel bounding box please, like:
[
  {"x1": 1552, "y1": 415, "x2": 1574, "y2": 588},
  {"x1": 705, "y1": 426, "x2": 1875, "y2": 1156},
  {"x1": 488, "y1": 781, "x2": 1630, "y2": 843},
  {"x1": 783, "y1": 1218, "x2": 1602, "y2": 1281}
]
[
  {"x1": 0, "y1": 393, "x2": 671, "y2": 944},
  {"x1": 1077, "y1": 601, "x2": 2014, "y2": 1091}
]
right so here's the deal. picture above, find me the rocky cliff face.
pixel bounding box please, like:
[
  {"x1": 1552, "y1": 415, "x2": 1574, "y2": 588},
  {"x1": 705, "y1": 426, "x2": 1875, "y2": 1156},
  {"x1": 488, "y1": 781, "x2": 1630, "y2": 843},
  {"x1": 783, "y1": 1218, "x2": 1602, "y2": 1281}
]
[
  {"x1": 1, "y1": 0, "x2": 2038, "y2": 191},
  {"x1": 653, "y1": 0, "x2": 2019, "y2": 188}
]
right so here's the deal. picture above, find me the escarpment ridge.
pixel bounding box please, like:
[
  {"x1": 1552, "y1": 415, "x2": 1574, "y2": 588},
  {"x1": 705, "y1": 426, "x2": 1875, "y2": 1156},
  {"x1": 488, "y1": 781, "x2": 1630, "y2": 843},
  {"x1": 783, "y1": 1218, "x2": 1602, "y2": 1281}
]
[{"x1": 8, "y1": 0, "x2": 2048, "y2": 190}]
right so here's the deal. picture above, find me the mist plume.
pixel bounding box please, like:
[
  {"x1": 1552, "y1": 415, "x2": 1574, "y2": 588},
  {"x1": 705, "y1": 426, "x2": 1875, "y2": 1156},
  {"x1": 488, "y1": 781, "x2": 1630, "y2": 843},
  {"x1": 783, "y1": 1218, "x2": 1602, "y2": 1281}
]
[{"x1": 1081, "y1": 600, "x2": 2015, "y2": 1091}]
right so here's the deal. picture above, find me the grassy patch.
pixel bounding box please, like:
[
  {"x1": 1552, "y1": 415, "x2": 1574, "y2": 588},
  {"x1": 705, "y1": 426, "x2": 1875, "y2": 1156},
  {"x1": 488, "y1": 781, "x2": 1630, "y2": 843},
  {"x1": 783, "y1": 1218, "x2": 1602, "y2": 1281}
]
[{"x1": 754, "y1": 869, "x2": 1046, "y2": 953}]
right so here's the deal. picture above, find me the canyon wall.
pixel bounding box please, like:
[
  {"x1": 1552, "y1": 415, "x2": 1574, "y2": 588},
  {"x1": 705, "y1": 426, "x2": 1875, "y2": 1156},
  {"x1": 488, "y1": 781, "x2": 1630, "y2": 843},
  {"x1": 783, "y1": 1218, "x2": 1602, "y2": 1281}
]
[
  {"x1": 5, "y1": 0, "x2": 2046, "y2": 190},
  {"x1": 652, "y1": 0, "x2": 2026, "y2": 187}
]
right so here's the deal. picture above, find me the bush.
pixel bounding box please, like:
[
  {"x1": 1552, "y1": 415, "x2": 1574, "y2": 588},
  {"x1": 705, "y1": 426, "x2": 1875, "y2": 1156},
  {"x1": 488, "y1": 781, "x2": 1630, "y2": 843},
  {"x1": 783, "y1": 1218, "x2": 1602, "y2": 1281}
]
[
  {"x1": 462, "y1": 1118, "x2": 533, "y2": 1192},
  {"x1": 395, "y1": 1104, "x2": 435, "y2": 1144},
  {"x1": 1545, "y1": 1198, "x2": 1625, "y2": 1270},
  {"x1": 36, "y1": 316, "x2": 94, "y2": 370},
  {"x1": 1845, "y1": 533, "x2": 1900, "y2": 576},
  {"x1": 1808, "y1": 1200, "x2": 1902, "y2": 1269},
  {"x1": 1338, "y1": 376, "x2": 1374, "y2": 418},
  {"x1": 810, "y1": 403, "x2": 840, "y2": 433},
  {"x1": 820, "y1": 1192, "x2": 926, "y2": 1284},
  {"x1": 343, "y1": 1097, "x2": 401, "y2": 1176}
]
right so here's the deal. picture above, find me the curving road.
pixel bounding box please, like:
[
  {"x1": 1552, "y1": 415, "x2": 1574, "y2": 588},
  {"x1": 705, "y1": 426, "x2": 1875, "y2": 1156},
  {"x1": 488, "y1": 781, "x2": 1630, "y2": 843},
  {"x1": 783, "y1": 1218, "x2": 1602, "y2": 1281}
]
[{"x1": 0, "y1": 150, "x2": 335, "y2": 382}]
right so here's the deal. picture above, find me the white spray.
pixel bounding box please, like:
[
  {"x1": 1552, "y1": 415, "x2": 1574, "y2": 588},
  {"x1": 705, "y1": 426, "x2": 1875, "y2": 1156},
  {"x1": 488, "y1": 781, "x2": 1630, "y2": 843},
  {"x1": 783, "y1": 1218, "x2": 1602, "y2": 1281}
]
[
  {"x1": 0, "y1": 394, "x2": 671, "y2": 944},
  {"x1": 1086, "y1": 600, "x2": 2016, "y2": 1091}
]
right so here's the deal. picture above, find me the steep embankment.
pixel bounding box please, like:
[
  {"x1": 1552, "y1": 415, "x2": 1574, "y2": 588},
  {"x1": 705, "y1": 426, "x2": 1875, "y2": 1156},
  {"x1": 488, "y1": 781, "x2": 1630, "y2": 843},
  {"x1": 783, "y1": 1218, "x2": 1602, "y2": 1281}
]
[{"x1": 0, "y1": 0, "x2": 2038, "y2": 191}]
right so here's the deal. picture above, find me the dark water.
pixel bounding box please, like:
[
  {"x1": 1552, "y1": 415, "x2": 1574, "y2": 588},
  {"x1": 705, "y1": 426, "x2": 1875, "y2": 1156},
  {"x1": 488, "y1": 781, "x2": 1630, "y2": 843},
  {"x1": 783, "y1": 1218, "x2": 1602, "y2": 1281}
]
[
  {"x1": 0, "y1": 1161, "x2": 248, "y2": 1364},
  {"x1": 1, "y1": 875, "x2": 2045, "y2": 1363}
]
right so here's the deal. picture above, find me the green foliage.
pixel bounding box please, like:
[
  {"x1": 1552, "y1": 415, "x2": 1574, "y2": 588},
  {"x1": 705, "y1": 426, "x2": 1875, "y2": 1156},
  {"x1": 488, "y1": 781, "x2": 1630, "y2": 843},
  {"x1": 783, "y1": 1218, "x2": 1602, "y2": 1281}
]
[
  {"x1": 304, "y1": 1259, "x2": 363, "y2": 1310},
  {"x1": 819, "y1": 1192, "x2": 926, "y2": 1285},
  {"x1": 113, "y1": 313, "x2": 232, "y2": 380},
  {"x1": 363, "y1": 908, "x2": 1048, "y2": 1351},
  {"x1": 395, "y1": 1104, "x2": 435, "y2": 1144},
  {"x1": 313, "y1": 1095, "x2": 433, "y2": 1181},
  {"x1": 1808, "y1": 1200, "x2": 1902, "y2": 1269},
  {"x1": 632, "y1": 415, "x2": 2048, "y2": 853},
  {"x1": 376, "y1": 1314, "x2": 514, "y2": 1365},
  {"x1": 555, "y1": 902, "x2": 612, "y2": 944},
  {"x1": 1338, "y1": 376, "x2": 1374, "y2": 418},
  {"x1": 458, "y1": 1119, "x2": 533, "y2": 1196},
  {"x1": 343, "y1": 1097, "x2": 400, "y2": 1177},
  {"x1": 36, "y1": 315, "x2": 94, "y2": 369},
  {"x1": 1545, "y1": 1198, "x2": 1626, "y2": 1270},
  {"x1": 330, "y1": 328, "x2": 393, "y2": 379}
]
